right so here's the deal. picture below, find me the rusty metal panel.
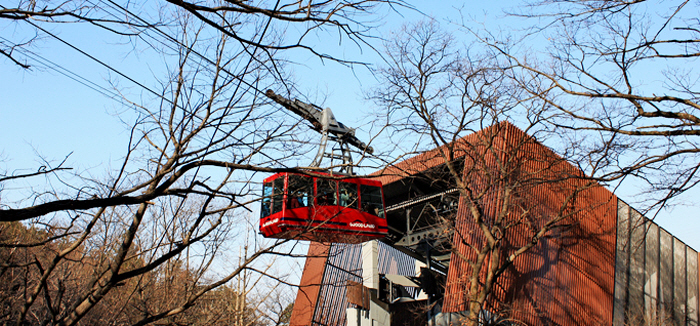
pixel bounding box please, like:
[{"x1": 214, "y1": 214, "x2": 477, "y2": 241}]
[
  {"x1": 645, "y1": 221, "x2": 660, "y2": 320},
  {"x1": 291, "y1": 243, "x2": 331, "y2": 326},
  {"x1": 442, "y1": 188, "x2": 479, "y2": 312},
  {"x1": 562, "y1": 184, "x2": 617, "y2": 326},
  {"x1": 660, "y1": 228, "x2": 674, "y2": 321},
  {"x1": 346, "y1": 280, "x2": 370, "y2": 310},
  {"x1": 443, "y1": 122, "x2": 617, "y2": 326},
  {"x1": 443, "y1": 124, "x2": 503, "y2": 313},
  {"x1": 687, "y1": 248, "x2": 698, "y2": 326},
  {"x1": 674, "y1": 238, "x2": 688, "y2": 326},
  {"x1": 613, "y1": 200, "x2": 631, "y2": 325}
]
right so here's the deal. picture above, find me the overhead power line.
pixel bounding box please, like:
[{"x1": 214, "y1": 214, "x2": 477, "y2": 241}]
[{"x1": 0, "y1": 36, "x2": 126, "y2": 101}]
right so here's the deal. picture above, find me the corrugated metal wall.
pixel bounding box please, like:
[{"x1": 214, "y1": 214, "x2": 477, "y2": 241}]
[
  {"x1": 291, "y1": 242, "x2": 330, "y2": 326},
  {"x1": 291, "y1": 241, "x2": 419, "y2": 326},
  {"x1": 442, "y1": 122, "x2": 618, "y2": 326},
  {"x1": 292, "y1": 122, "x2": 700, "y2": 326},
  {"x1": 312, "y1": 243, "x2": 363, "y2": 326},
  {"x1": 377, "y1": 242, "x2": 420, "y2": 275},
  {"x1": 613, "y1": 200, "x2": 699, "y2": 326}
]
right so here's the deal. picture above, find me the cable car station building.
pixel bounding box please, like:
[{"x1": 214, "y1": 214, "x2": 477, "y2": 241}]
[{"x1": 286, "y1": 122, "x2": 699, "y2": 326}]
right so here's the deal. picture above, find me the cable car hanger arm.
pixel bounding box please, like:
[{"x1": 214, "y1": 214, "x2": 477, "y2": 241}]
[{"x1": 265, "y1": 89, "x2": 374, "y2": 155}]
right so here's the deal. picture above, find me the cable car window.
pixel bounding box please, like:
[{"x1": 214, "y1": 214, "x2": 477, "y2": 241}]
[
  {"x1": 261, "y1": 182, "x2": 272, "y2": 218},
  {"x1": 272, "y1": 177, "x2": 285, "y2": 214},
  {"x1": 315, "y1": 178, "x2": 337, "y2": 206},
  {"x1": 339, "y1": 182, "x2": 358, "y2": 209},
  {"x1": 288, "y1": 175, "x2": 312, "y2": 208},
  {"x1": 360, "y1": 184, "x2": 384, "y2": 218}
]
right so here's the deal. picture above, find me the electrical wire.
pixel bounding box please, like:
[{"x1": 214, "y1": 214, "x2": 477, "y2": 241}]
[
  {"x1": 0, "y1": 36, "x2": 124, "y2": 101},
  {"x1": 2, "y1": 1, "x2": 307, "y2": 122},
  {"x1": 22, "y1": 16, "x2": 174, "y2": 106},
  {"x1": 2, "y1": 1, "x2": 321, "y2": 170},
  {"x1": 98, "y1": 0, "x2": 276, "y2": 97}
]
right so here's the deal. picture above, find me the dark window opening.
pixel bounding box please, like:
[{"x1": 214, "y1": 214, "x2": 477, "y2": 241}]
[
  {"x1": 315, "y1": 178, "x2": 337, "y2": 206},
  {"x1": 272, "y1": 177, "x2": 284, "y2": 214},
  {"x1": 288, "y1": 175, "x2": 312, "y2": 209},
  {"x1": 261, "y1": 182, "x2": 272, "y2": 218},
  {"x1": 339, "y1": 182, "x2": 358, "y2": 209},
  {"x1": 360, "y1": 184, "x2": 384, "y2": 218}
]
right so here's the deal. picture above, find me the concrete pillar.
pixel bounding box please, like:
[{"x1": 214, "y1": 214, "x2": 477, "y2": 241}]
[{"x1": 362, "y1": 240, "x2": 379, "y2": 289}]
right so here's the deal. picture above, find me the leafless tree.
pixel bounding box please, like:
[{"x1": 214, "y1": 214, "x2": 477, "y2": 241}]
[
  {"x1": 478, "y1": 0, "x2": 700, "y2": 214},
  {"x1": 370, "y1": 20, "x2": 614, "y2": 326},
  {"x1": 0, "y1": 1, "x2": 407, "y2": 325}
]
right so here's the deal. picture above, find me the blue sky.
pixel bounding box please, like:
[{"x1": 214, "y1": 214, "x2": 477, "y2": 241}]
[{"x1": 1, "y1": 0, "x2": 698, "y2": 250}]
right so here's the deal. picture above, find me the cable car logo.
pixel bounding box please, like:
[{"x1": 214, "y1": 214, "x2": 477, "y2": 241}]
[
  {"x1": 262, "y1": 218, "x2": 279, "y2": 228},
  {"x1": 349, "y1": 222, "x2": 376, "y2": 229}
]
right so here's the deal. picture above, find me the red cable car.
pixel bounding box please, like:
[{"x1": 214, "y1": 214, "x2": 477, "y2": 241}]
[{"x1": 260, "y1": 172, "x2": 388, "y2": 243}]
